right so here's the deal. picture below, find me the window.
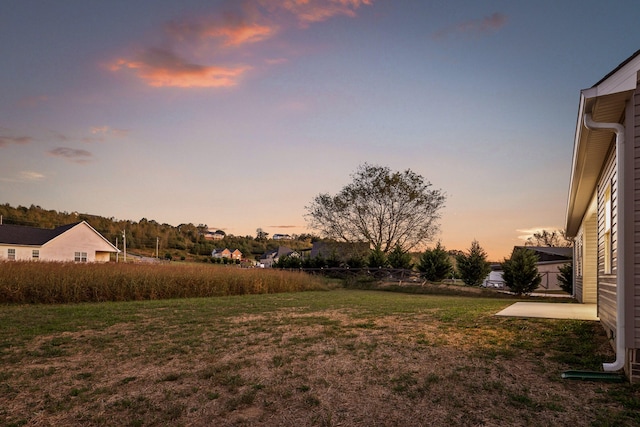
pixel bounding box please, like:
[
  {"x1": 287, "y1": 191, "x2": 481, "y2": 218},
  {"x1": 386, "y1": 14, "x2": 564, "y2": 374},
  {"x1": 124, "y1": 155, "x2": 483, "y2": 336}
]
[
  {"x1": 7, "y1": 248, "x2": 15, "y2": 260},
  {"x1": 575, "y1": 236, "x2": 583, "y2": 278},
  {"x1": 604, "y1": 184, "x2": 612, "y2": 274},
  {"x1": 32, "y1": 250, "x2": 39, "y2": 260},
  {"x1": 74, "y1": 252, "x2": 87, "y2": 262}
]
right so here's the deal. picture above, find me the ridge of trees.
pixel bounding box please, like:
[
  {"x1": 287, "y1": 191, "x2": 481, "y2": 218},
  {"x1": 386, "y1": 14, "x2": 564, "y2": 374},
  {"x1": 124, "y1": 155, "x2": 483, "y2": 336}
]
[{"x1": 0, "y1": 203, "x2": 315, "y2": 260}]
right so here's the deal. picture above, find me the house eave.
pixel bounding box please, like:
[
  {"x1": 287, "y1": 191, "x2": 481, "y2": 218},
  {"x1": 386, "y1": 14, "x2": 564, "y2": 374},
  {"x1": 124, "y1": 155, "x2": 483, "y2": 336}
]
[
  {"x1": 565, "y1": 89, "x2": 635, "y2": 238},
  {"x1": 566, "y1": 51, "x2": 640, "y2": 238}
]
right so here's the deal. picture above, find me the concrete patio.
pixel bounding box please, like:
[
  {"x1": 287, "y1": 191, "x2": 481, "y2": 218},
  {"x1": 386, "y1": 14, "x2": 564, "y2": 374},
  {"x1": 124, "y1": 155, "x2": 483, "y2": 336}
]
[{"x1": 495, "y1": 302, "x2": 598, "y2": 321}]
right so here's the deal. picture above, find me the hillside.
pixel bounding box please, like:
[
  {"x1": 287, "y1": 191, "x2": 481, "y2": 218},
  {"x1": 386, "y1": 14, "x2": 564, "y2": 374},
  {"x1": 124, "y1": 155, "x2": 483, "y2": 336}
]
[{"x1": 0, "y1": 203, "x2": 314, "y2": 261}]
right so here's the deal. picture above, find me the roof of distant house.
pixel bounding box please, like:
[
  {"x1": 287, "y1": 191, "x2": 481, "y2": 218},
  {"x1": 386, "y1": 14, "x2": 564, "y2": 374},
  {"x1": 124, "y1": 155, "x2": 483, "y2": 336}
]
[
  {"x1": 514, "y1": 246, "x2": 572, "y2": 262},
  {"x1": 261, "y1": 246, "x2": 295, "y2": 259}
]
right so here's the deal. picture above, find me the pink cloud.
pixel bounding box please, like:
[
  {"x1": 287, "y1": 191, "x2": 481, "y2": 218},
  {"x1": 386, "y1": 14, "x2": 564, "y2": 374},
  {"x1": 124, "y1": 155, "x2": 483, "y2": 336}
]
[
  {"x1": 110, "y1": 48, "x2": 250, "y2": 88},
  {"x1": 432, "y1": 12, "x2": 507, "y2": 40},
  {"x1": 272, "y1": 0, "x2": 373, "y2": 25},
  {"x1": 165, "y1": 17, "x2": 277, "y2": 47},
  {"x1": 48, "y1": 147, "x2": 92, "y2": 164},
  {"x1": 110, "y1": 0, "x2": 374, "y2": 88},
  {"x1": 0, "y1": 134, "x2": 32, "y2": 147},
  {"x1": 20, "y1": 171, "x2": 45, "y2": 181}
]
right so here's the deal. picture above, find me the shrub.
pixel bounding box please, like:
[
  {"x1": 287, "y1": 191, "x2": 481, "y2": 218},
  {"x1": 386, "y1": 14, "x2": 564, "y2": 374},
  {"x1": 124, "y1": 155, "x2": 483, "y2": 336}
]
[
  {"x1": 275, "y1": 255, "x2": 302, "y2": 269},
  {"x1": 502, "y1": 248, "x2": 541, "y2": 295},
  {"x1": 558, "y1": 262, "x2": 573, "y2": 294},
  {"x1": 387, "y1": 244, "x2": 413, "y2": 269},
  {"x1": 346, "y1": 254, "x2": 366, "y2": 268},
  {"x1": 368, "y1": 245, "x2": 388, "y2": 268},
  {"x1": 456, "y1": 240, "x2": 491, "y2": 287},
  {"x1": 417, "y1": 242, "x2": 452, "y2": 282}
]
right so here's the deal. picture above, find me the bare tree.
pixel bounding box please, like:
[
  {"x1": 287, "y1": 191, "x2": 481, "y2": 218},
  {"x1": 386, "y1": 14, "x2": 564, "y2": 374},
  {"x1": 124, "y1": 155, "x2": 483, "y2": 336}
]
[
  {"x1": 305, "y1": 164, "x2": 446, "y2": 253},
  {"x1": 524, "y1": 229, "x2": 572, "y2": 247}
]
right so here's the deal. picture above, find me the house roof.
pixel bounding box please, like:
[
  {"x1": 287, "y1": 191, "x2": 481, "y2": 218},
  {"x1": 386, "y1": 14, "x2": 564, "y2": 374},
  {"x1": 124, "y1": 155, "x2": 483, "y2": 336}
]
[
  {"x1": 261, "y1": 246, "x2": 295, "y2": 260},
  {"x1": 0, "y1": 221, "x2": 119, "y2": 253},
  {"x1": 0, "y1": 222, "x2": 79, "y2": 245},
  {"x1": 514, "y1": 246, "x2": 572, "y2": 262},
  {"x1": 565, "y1": 50, "x2": 640, "y2": 237}
]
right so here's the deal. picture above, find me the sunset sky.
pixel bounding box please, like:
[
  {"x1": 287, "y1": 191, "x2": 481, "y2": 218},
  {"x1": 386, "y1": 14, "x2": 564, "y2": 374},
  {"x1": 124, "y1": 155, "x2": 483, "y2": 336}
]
[{"x1": 2, "y1": 0, "x2": 639, "y2": 260}]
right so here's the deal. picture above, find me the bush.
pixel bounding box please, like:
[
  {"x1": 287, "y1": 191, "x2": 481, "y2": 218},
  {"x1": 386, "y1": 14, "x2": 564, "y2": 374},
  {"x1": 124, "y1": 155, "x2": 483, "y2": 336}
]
[
  {"x1": 274, "y1": 255, "x2": 302, "y2": 269},
  {"x1": 456, "y1": 240, "x2": 491, "y2": 287},
  {"x1": 387, "y1": 244, "x2": 413, "y2": 269},
  {"x1": 558, "y1": 262, "x2": 573, "y2": 294},
  {"x1": 417, "y1": 242, "x2": 452, "y2": 282},
  {"x1": 502, "y1": 248, "x2": 541, "y2": 295},
  {"x1": 368, "y1": 245, "x2": 388, "y2": 268},
  {"x1": 346, "y1": 254, "x2": 366, "y2": 268}
]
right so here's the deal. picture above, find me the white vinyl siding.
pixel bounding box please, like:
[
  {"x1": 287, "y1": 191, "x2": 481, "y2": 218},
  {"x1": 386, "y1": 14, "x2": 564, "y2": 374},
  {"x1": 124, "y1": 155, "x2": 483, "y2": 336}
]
[
  {"x1": 604, "y1": 184, "x2": 612, "y2": 274},
  {"x1": 598, "y1": 149, "x2": 617, "y2": 334}
]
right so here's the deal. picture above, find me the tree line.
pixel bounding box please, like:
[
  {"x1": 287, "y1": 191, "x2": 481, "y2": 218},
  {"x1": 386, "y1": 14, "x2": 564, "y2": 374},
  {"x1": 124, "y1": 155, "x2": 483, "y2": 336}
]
[{"x1": 0, "y1": 203, "x2": 314, "y2": 261}]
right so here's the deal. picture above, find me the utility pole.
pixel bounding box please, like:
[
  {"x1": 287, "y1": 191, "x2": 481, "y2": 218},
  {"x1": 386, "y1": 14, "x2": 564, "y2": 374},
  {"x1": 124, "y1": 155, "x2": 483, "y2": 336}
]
[
  {"x1": 116, "y1": 237, "x2": 119, "y2": 262},
  {"x1": 123, "y1": 230, "x2": 127, "y2": 262},
  {"x1": 156, "y1": 236, "x2": 159, "y2": 259}
]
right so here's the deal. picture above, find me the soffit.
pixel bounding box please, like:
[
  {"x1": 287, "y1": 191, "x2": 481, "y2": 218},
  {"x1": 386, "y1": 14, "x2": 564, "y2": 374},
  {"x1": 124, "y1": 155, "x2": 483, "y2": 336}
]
[{"x1": 565, "y1": 91, "x2": 631, "y2": 237}]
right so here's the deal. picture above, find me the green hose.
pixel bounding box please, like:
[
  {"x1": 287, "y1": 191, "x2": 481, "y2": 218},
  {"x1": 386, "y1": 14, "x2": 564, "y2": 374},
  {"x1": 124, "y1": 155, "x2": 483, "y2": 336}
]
[{"x1": 561, "y1": 370, "x2": 626, "y2": 382}]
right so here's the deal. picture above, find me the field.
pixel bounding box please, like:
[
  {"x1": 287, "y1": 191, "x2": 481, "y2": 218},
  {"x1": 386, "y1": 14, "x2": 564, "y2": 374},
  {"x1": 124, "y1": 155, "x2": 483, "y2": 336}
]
[
  {"x1": 0, "y1": 262, "x2": 328, "y2": 304},
  {"x1": 1, "y1": 288, "x2": 639, "y2": 426}
]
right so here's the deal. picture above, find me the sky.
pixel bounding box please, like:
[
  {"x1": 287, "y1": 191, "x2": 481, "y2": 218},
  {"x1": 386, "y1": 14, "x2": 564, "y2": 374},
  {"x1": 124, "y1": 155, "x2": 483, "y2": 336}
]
[{"x1": 2, "y1": 0, "x2": 639, "y2": 260}]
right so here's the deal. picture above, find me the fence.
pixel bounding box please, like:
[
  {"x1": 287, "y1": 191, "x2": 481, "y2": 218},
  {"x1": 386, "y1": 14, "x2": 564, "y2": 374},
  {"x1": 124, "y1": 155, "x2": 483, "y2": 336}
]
[
  {"x1": 292, "y1": 267, "x2": 423, "y2": 283},
  {"x1": 482, "y1": 271, "x2": 562, "y2": 291}
]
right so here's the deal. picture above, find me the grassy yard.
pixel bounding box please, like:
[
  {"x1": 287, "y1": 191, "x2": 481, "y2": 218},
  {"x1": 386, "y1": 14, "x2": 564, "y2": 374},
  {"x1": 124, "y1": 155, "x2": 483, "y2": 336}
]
[{"x1": 0, "y1": 289, "x2": 638, "y2": 426}]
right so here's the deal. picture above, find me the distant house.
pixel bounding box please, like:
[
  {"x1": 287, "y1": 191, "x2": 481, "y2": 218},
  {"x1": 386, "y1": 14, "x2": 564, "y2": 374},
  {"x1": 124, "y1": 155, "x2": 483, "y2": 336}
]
[
  {"x1": 272, "y1": 234, "x2": 291, "y2": 240},
  {"x1": 0, "y1": 221, "x2": 119, "y2": 262},
  {"x1": 212, "y1": 248, "x2": 231, "y2": 259},
  {"x1": 484, "y1": 246, "x2": 572, "y2": 291},
  {"x1": 564, "y1": 49, "x2": 640, "y2": 381},
  {"x1": 204, "y1": 230, "x2": 226, "y2": 241},
  {"x1": 260, "y1": 246, "x2": 297, "y2": 268},
  {"x1": 229, "y1": 249, "x2": 242, "y2": 260},
  {"x1": 211, "y1": 248, "x2": 242, "y2": 260}
]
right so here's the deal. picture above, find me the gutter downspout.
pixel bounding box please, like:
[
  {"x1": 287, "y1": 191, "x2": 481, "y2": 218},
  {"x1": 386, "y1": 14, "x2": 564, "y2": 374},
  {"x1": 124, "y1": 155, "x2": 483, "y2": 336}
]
[{"x1": 584, "y1": 113, "x2": 626, "y2": 372}]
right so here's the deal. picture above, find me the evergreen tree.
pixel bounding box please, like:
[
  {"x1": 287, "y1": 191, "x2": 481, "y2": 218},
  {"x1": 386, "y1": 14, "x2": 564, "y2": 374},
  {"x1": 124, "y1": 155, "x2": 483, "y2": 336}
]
[
  {"x1": 346, "y1": 253, "x2": 366, "y2": 268},
  {"x1": 368, "y1": 245, "x2": 388, "y2": 268},
  {"x1": 418, "y1": 242, "x2": 452, "y2": 282},
  {"x1": 558, "y1": 262, "x2": 573, "y2": 294},
  {"x1": 502, "y1": 247, "x2": 541, "y2": 295},
  {"x1": 456, "y1": 240, "x2": 491, "y2": 286},
  {"x1": 387, "y1": 243, "x2": 413, "y2": 269}
]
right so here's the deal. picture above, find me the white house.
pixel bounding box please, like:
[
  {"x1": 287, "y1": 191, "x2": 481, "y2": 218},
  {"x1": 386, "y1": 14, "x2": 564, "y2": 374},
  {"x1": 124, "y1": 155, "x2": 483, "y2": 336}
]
[
  {"x1": 0, "y1": 221, "x2": 119, "y2": 262},
  {"x1": 259, "y1": 246, "x2": 297, "y2": 268},
  {"x1": 272, "y1": 234, "x2": 291, "y2": 240},
  {"x1": 565, "y1": 49, "x2": 640, "y2": 382}
]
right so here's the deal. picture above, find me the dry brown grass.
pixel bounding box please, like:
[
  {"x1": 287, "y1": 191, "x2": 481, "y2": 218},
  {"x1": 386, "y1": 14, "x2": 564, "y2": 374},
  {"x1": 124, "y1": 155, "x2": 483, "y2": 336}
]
[
  {"x1": 0, "y1": 290, "x2": 638, "y2": 426},
  {"x1": 0, "y1": 261, "x2": 327, "y2": 303}
]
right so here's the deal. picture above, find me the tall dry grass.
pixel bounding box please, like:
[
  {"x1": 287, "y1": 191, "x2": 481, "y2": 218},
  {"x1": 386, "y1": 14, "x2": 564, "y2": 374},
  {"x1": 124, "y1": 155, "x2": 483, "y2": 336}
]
[{"x1": 0, "y1": 261, "x2": 328, "y2": 304}]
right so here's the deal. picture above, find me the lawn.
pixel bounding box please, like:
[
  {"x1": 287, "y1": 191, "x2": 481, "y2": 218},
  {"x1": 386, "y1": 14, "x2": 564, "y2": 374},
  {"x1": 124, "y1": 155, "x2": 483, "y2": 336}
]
[{"x1": 0, "y1": 289, "x2": 638, "y2": 426}]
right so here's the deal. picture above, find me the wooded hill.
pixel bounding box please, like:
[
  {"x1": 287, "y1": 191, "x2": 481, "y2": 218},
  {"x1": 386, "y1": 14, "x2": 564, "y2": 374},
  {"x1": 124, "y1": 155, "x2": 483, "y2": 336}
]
[{"x1": 0, "y1": 203, "x2": 315, "y2": 261}]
